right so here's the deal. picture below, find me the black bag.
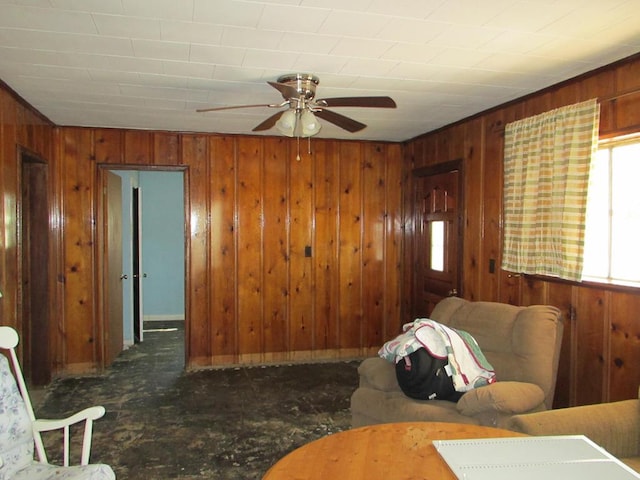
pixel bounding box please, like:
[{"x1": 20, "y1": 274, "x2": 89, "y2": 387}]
[{"x1": 395, "y1": 348, "x2": 462, "y2": 402}]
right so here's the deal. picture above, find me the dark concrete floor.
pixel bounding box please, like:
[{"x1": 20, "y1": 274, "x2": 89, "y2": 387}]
[{"x1": 35, "y1": 322, "x2": 360, "y2": 479}]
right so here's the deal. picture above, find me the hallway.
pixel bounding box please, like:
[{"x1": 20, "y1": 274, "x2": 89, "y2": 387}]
[{"x1": 36, "y1": 322, "x2": 359, "y2": 479}]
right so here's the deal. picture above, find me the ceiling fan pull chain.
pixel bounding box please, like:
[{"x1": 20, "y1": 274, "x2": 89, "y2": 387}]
[{"x1": 296, "y1": 136, "x2": 301, "y2": 161}]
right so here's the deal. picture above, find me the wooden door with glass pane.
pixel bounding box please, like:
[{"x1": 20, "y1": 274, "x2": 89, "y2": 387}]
[{"x1": 412, "y1": 163, "x2": 462, "y2": 317}]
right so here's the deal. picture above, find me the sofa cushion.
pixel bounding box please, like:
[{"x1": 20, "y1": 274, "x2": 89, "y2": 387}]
[
  {"x1": 350, "y1": 388, "x2": 478, "y2": 427},
  {"x1": 457, "y1": 381, "x2": 545, "y2": 416}
]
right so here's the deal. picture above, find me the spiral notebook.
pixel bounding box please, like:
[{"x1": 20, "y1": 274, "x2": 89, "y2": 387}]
[{"x1": 433, "y1": 435, "x2": 640, "y2": 480}]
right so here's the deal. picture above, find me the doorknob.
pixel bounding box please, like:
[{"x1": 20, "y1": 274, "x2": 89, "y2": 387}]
[
  {"x1": 448, "y1": 288, "x2": 458, "y2": 296},
  {"x1": 120, "y1": 274, "x2": 128, "y2": 280}
]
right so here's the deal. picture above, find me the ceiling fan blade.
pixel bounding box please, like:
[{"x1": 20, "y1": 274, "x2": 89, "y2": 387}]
[
  {"x1": 252, "y1": 111, "x2": 285, "y2": 131},
  {"x1": 316, "y1": 96, "x2": 397, "y2": 108},
  {"x1": 315, "y1": 109, "x2": 366, "y2": 133},
  {"x1": 267, "y1": 81, "x2": 300, "y2": 99}
]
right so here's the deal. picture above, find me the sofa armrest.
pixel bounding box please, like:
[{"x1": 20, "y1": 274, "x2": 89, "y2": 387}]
[
  {"x1": 357, "y1": 357, "x2": 400, "y2": 392},
  {"x1": 457, "y1": 381, "x2": 545, "y2": 416},
  {"x1": 505, "y1": 399, "x2": 640, "y2": 458}
]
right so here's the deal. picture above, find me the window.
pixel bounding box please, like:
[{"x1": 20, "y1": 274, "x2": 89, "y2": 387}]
[
  {"x1": 582, "y1": 135, "x2": 640, "y2": 287},
  {"x1": 430, "y1": 220, "x2": 444, "y2": 272}
]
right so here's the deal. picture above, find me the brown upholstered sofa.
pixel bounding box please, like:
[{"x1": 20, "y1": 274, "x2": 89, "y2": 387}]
[
  {"x1": 350, "y1": 297, "x2": 563, "y2": 428},
  {"x1": 506, "y1": 389, "x2": 640, "y2": 473}
]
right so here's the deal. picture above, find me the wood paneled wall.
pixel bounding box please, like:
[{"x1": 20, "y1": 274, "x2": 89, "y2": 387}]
[
  {"x1": 402, "y1": 53, "x2": 640, "y2": 406},
  {"x1": 56, "y1": 130, "x2": 403, "y2": 369},
  {"x1": 0, "y1": 86, "x2": 54, "y2": 362}
]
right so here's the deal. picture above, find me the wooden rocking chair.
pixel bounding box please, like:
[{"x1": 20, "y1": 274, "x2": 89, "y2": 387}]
[{"x1": 0, "y1": 326, "x2": 115, "y2": 479}]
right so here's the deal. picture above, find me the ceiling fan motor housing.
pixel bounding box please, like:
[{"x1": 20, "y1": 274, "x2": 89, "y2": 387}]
[{"x1": 277, "y1": 73, "x2": 319, "y2": 103}]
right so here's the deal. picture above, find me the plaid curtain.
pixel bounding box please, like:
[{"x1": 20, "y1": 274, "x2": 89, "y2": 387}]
[{"x1": 502, "y1": 99, "x2": 600, "y2": 281}]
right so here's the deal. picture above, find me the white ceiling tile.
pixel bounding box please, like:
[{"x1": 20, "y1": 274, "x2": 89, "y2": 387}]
[
  {"x1": 92, "y1": 14, "x2": 161, "y2": 39},
  {"x1": 366, "y1": 0, "x2": 444, "y2": 19},
  {"x1": 330, "y1": 37, "x2": 394, "y2": 58},
  {"x1": 118, "y1": 83, "x2": 193, "y2": 101},
  {"x1": 480, "y1": 30, "x2": 555, "y2": 56},
  {"x1": 376, "y1": 18, "x2": 446, "y2": 44},
  {"x1": 427, "y1": 0, "x2": 512, "y2": 25},
  {"x1": 88, "y1": 69, "x2": 143, "y2": 84},
  {"x1": 132, "y1": 39, "x2": 190, "y2": 61},
  {"x1": 193, "y1": 0, "x2": 265, "y2": 28},
  {"x1": 189, "y1": 43, "x2": 245, "y2": 66},
  {"x1": 241, "y1": 48, "x2": 296, "y2": 70},
  {"x1": 387, "y1": 62, "x2": 441, "y2": 81},
  {"x1": 160, "y1": 20, "x2": 224, "y2": 45},
  {"x1": 429, "y1": 24, "x2": 502, "y2": 49},
  {"x1": 75, "y1": 54, "x2": 165, "y2": 74},
  {"x1": 0, "y1": 46, "x2": 71, "y2": 67},
  {"x1": 3, "y1": 62, "x2": 91, "y2": 80},
  {"x1": 220, "y1": 26, "x2": 283, "y2": 49},
  {"x1": 212, "y1": 65, "x2": 266, "y2": 81},
  {"x1": 339, "y1": 57, "x2": 398, "y2": 77},
  {"x1": 289, "y1": 52, "x2": 348, "y2": 75},
  {"x1": 318, "y1": 10, "x2": 390, "y2": 38},
  {"x1": 135, "y1": 72, "x2": 190, "y2": 88},
  {"x1": 122, "y1": 0, "x2": 194, "y2": 21},
  {"x1": 428, "y1": 48, "x2": 491, "y2": 69},
  {"x1": 381, "y1": 42, "x2": 440, "y2": 63},
  {"x1": 483, "y1": 2, "x2": 576, "y2": 31},
  {"x1": 50, "y1": 0, "x2": 125, "y2": 15},
  {"x1": 277, "y1": 32, "x2": 340, "y2": 55},
  {"x1": 300, "y1": 0, "x2": 371, "y2": 11},
  {"x1": 0, "y1": 28, "x2": 134, "y2": 55},
  {"x1": 257, "y1": 3, "x2": 329, "y2": 33},
  {"x1": 0, "y1": 4, "x2": 97, "y2": 33},
  {"x1": 14, "y1": 75, "x2": 121, "y2": 95},
  {"x1": 163, "y1": 60, "x2": 214, "y2": 79}
]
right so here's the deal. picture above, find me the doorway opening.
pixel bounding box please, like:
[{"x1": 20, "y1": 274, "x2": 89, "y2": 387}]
[
  {"x1": 104, "y1": 168, "x2": 186, "y2": 368},
  {"x1": 19, "y1": 149, "x2": 51, "y2": 386}
]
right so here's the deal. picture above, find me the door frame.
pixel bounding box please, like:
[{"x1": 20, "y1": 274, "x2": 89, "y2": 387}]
[
  {"x1": 96, "y1": 165, "x2": 187, "y2": 369},
  {"x1": 17, "y1": 146, "x2": 53, "y2": 385},
  {"x1": 411, "y1": 159, "x2": 464, "y2": 317}
]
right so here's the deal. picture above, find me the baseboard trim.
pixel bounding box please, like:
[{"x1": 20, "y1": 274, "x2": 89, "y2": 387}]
[{"x1": 143, "y1": 314, "x2": 185, "y2": 322}]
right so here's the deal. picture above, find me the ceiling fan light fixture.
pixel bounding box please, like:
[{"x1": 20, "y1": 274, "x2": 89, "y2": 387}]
[
  {"x1": 300, "y1": 110, "x2": 321, "y2": 137},
  {"x1": 275, "y1": 109, "x2": 297, "y2": 137}
]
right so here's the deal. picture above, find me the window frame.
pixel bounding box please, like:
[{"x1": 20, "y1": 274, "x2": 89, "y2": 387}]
[{"x1": 580, "y1": 132, "x2": 640, "y2": 289}]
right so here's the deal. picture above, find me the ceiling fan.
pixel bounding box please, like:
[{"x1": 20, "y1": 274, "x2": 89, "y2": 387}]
[{"x1": 196, "y1": 73, "x2": 397, "y2": 138}]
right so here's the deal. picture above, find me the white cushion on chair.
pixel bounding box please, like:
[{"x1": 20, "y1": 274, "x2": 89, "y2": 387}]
[
  {"x1": 0, "y1": 355, "x2": 37, "y2": 478},
  {"x1": 12, "y1": 463, "x2": 115, "y2": 480}
]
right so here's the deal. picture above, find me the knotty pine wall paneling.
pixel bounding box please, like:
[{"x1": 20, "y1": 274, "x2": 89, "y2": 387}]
[
  {"x1": 208, "y1": 136, "x2": 237, "y2": 365},
  {"x1": 0, "y1": 89, "x2": 20, "y2": 332},
  {"x1": 312, "y1": 140, "x2": 341, "y2": 352},
  {"x1": 288, "y1": 140, "x2": 314, "y2": 359},
  {"x1": 236, "y1": 137, "x2": 264, "y2": 362},
  {"x1": 0, "y1": 86, "x2": 55, "y2": 371},
  {"x1": 262, "y1": 137, "x2": 289, "y2": 361},
  {"x1": 337, "y1": 142, "x2": 364, "y2": 356},
  {"x1": 362, "y1": 143, "x2": 388, "y2": 350},
  {"x1": 609, "y1": 292, "x2": 640, "y2": 402},
  {"x1": 185, "y1": 134, "x2": 212, "y2": 366},
  {"x1": 53, "y1": 128, "x2": 404, "y2": 371},
  {"x1": 402, "y1": 53, "x2": 640, "y2": 406},
  {"x1": 461, "y1": 118, "x2": 484, "y2": 302},
  {"x1": 59, "y1": 128, "x2": 102, "y2": 372}
]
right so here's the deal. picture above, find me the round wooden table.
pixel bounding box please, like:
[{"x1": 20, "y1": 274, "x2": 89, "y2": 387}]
[{"x1": 262, "y1": 422, "x2": 524, "y2": 480}]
